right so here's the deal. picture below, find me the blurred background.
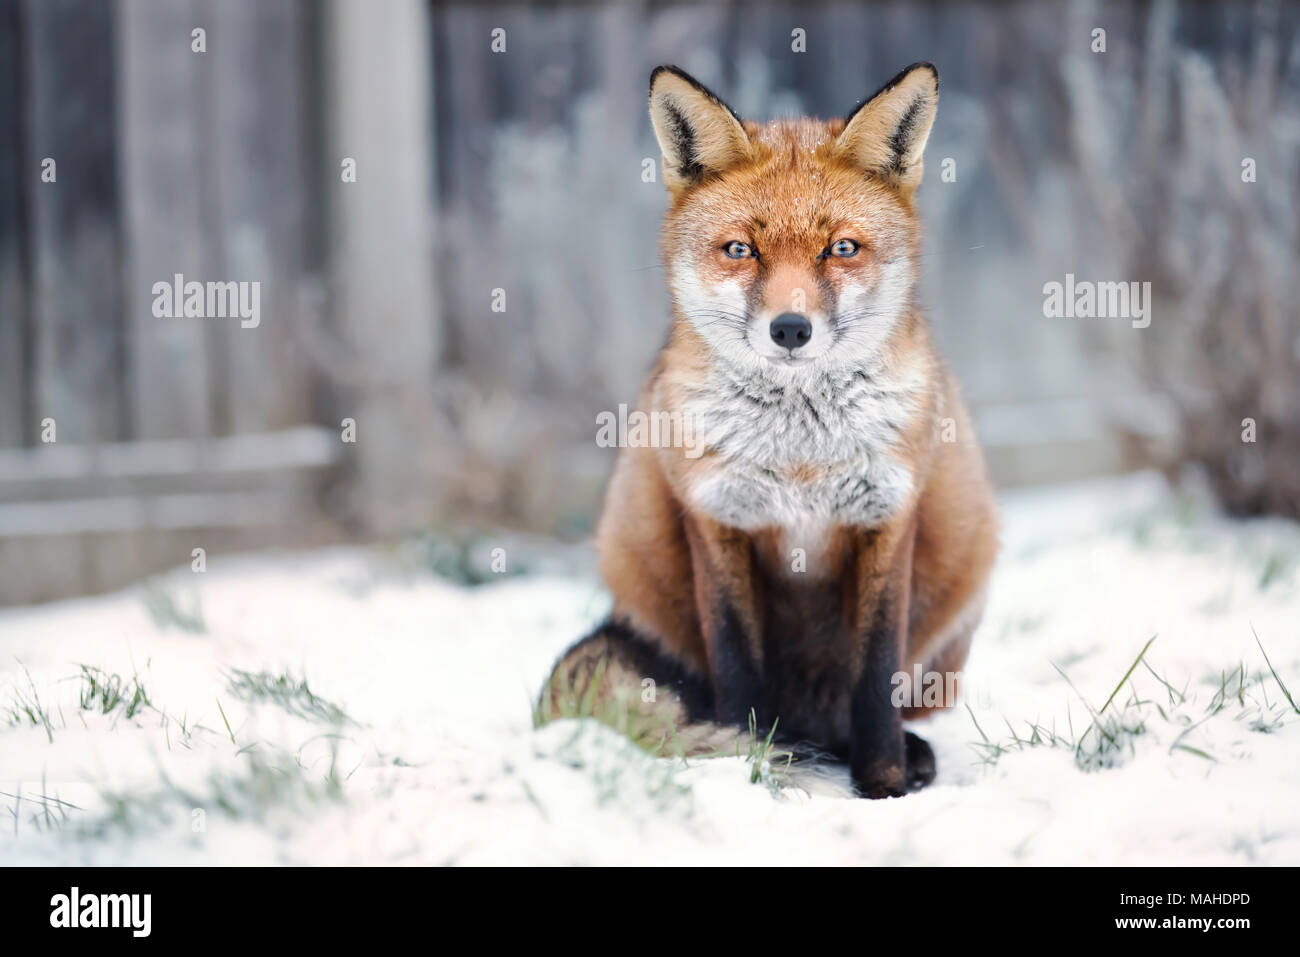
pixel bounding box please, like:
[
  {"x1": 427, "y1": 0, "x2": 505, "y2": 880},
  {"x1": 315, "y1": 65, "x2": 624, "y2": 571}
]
[{"x1": 0, "y1": 0, "x2": 1297, "y2": 604}]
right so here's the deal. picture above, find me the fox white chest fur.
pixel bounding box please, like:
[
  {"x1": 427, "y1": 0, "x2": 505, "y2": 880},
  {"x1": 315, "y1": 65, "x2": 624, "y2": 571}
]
[{"x1": 680, "y1": 360, "x2": 919, "y2": 536}]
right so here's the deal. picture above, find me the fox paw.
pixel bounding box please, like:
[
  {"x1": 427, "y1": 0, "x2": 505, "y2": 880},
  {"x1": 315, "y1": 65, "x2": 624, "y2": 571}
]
[
  {"x1": 904, "y1": 731, "x2": 936, "y2": 791},
  {"x1": 854, "y1": 733, "x2": 936, "y2": 799}
]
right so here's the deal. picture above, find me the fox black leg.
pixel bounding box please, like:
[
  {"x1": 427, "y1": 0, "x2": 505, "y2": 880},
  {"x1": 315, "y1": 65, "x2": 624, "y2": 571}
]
[
  {"x1": 849, "y1": 518, "x2": 944, "y2": 799},
  {"x1": 707, "y1": 602, "x2": 766, "y2": 728},
  {"x1": 683, "y1": 516, "x2": 769, "y2": 732},
  {"x1": 850, "y1": 584, "x2": 908, "y2": 798}
]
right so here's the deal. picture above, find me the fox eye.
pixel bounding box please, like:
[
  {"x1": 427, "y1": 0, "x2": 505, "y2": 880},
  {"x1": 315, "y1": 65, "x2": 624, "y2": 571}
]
[
  {"x1": 828, "y1": 238, "x2": 860, "y2": 258},
  {"x1": 723, "y1": 241, "x2": 754, "y2": 259}
]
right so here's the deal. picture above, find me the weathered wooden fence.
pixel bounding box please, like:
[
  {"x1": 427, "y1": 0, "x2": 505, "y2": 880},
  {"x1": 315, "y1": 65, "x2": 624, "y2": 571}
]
[
  {"x1": 0, "y1": 0, "x2": 439, "y2": 603},
  {"x1": 424, "y1": 0, "x2": 1296, "y2": 526},
  {"x1": 2, "y1": 0, "x2": 1295, "y2": 603}
]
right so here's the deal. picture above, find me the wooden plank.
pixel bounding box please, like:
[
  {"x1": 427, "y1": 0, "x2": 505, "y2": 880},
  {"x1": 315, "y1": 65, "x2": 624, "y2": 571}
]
[
  {"x1": 17, "y1": 0, "x2": 126, "y2": 602},
  {"x1": 0, "y1": 490, "x2": 307, "y2": 537},
  {"x1": 434, "y1": 4, "x2": 494, "y2": 215},
  {"x1": 0, "y1": 0, "x2": 30, "y2": 448},
  {"x1": 204, "y1": 0, "x2": 310, "y2": 435},
  {"x1": 589, "y1": 2, "x2": 664, "y2": 398},
  {"x1": 324, "y1": 0, "x2": 439, "y2": 533},
  {"x1": 22, "y1": 0, "x2": 126, "y2": 444},
  {"x1": 428, "y1": 4, "x2": 503, "y2": 391},
  {"x1": 0, "y1": 526, "x2": 295, "y2": 606},
  {"x1": 0, "y1": 425, "x2": 342, "y2": 483},
  {"x1": 118, "y1": 0, "x2": 214, "y2": 441}
]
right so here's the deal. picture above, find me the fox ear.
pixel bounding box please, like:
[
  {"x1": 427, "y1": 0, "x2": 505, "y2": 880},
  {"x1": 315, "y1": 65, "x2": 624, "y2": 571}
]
[
  {"x1": 835, "y1": 62, "x2": 938, "y2": 196},
  {"x1": 649, "y1": 65, "x2": 751, "y2": 193}
]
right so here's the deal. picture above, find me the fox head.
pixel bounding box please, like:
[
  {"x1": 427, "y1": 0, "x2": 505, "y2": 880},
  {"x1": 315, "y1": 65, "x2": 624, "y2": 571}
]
[{"x1": 649, "y1": 63, "x2": 938, "y2": 377}]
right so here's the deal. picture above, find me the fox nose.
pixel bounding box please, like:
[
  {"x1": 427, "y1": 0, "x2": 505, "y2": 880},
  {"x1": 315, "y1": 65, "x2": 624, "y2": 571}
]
[{"x1": 770, "y1": 313, "x2": 812, "y2": 350}]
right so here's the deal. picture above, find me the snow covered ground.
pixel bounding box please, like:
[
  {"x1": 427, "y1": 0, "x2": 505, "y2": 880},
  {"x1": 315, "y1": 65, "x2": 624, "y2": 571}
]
[{"x1": 2, "y1": 471, "x2": 1298, "y2": 866}]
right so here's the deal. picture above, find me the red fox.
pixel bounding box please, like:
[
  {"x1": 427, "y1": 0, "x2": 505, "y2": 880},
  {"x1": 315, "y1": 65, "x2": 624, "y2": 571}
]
[{"x1": 539, "y1": 63, "x2": 998, "y2": 798}]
